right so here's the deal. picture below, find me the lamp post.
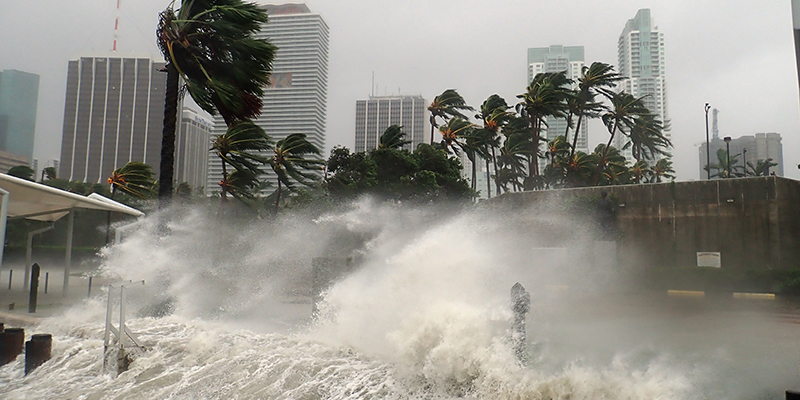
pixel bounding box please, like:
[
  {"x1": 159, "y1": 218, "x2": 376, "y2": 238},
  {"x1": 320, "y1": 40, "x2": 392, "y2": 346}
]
[
  {"x1": 705, "y1": 103, "x2": 712, "y2": 179},
  {"x1": 742, "y1": 148, "x2": 747, "y2": 176},
  {"x1": 724, "y1": 136, "x2": 732, "y2": 178}
]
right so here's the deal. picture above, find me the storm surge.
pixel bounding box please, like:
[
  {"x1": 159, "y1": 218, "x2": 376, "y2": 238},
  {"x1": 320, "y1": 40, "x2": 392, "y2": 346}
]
[{"x1": 0, "y1": 199, "x2": 718, "y2": 399}]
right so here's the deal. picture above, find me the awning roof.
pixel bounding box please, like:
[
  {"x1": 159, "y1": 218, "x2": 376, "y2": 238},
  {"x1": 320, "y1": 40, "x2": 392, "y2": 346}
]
[{"x1": 0, "y1": 173, "x2": 145, "y2": 222}]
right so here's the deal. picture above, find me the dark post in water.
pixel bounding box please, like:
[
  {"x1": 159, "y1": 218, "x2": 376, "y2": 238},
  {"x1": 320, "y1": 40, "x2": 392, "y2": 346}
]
[
  {"x1": 511, "y1": 282, "x2": 530, "y2": 364},
  {"x1": 28, "y1": 263, "x2": 40, "y2": 313},
  {"x1": 25, "y1": 333, "x2": 52, "y2": 374},
  {"x1": 0, "y1": 327, "x2": 25, "y2": 366}
]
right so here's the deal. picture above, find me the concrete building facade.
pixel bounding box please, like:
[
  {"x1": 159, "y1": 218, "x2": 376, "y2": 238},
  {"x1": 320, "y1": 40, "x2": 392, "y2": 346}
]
[
  {"x1": 354, "y1": 95, "x2": 427, "y2": 152},
  {"x1": 0, "y1": 69, "x2": 39, "y2": 166},
  {"x1": 176, "y1": 108, "x2": 212, "y2": 192},
  {"x1": 58, "y1": 56, "x2": 166, "y2": 183},
  {"x1": 207, "y1": 3, "x2": 329, "y2": 195},
  {"x1": 616, "y1": 9, "x2": 670, "y2": 164}
]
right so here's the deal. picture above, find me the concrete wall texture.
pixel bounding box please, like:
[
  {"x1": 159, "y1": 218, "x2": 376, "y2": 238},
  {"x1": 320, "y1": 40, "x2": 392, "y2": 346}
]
[{"x1": 491, "y1": 177, "x2": 800, "y2": 272}]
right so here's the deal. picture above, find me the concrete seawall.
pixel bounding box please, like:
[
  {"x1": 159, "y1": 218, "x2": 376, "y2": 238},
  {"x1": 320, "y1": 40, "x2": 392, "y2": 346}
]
[{"x1": 488, "y1": 176, "x2": 800, "y2": 272}]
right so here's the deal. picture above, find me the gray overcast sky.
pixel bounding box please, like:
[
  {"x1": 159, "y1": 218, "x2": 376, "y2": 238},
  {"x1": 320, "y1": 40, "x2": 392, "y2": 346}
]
[{"x1": 1, "y1": 0, "x2": 798, "y2": 181}]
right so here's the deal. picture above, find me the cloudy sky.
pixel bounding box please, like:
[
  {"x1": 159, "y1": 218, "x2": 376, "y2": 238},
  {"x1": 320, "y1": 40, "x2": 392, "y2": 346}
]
[{"x1": 1, "y1": 0, "x2": 798, "y2": 180}]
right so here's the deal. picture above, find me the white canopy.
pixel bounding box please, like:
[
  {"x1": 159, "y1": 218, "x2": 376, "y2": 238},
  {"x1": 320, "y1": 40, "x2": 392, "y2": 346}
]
[
  {"x1": 0, "y1": 173, "x2": 144, "y2": 221},
  {"x1": 0, "y1": 173, "x2": 146, "y2": 295}
]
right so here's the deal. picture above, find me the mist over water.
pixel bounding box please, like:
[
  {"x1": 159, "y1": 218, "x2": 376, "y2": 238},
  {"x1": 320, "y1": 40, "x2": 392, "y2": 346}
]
[{"x1": 1, "y1": 198, "x2": 791, "y2": 399}]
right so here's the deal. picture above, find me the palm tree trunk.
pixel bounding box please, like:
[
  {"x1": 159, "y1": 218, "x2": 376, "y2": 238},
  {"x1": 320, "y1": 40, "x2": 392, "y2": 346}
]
[
  {"x1": 570, "y1": 113, "x2": 585, "y2": 159},
  {"x1": 158, "y1": 62, "x2": 179, "y2": 208},
  {"x1": 220, "y1": 161, "x2": 228, "y2": 204},
  {"x1": 275, "y1": 179, "x2": 282, "y2": 213},
  {"x1": 429, "y1": 116, "x2": 436, "y2": 145},
  {"x1": 491, "y1": 147, "x2": 500, "y2": 196},
  {"x1": 485, "y1": 158, "x2": 491, "y2": 199}
]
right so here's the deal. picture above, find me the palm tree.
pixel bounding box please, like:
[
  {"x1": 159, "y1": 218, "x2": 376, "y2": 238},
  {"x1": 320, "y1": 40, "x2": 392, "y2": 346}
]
[
  {"x1": 496, "y1": 132, "x2": 531, "y2": 193},
  {"x1": 542, "y1": 135, "x2": 570, "y2": 188},
  {"x1": 437, "y1": 117, "x2": 475, "y2": 155},
  {"x1": 428, "y1": 89, "x2": 473, "y2": 144},
  {"x1": 745, "y1": 158, "x2": 778, "y2": 176},
  {"x1": 156, "y1": 0, "x2": 277, "y2": 202},
  {"x1": 596, "y1": 92, "x2": 648, "y2": 183},
  {"x1": 650, "y1": 158, "x2": 675, "y2": 183},
  {"x1": 592, "y1": 144, "x2": 629, "y2": 186},
  {"x1": 378, "y1": 125, "x2": 411, "y2": 150},
  {"x1": 629, "y1": 160, "x2": 652, "y2": 184},
  {"x1": 706, "y1": 148, "x2": 742, "y2": 178},
  {"x1": 107, "y1": 162, "x2": 156, "y2": 200},
  {"x1": 269, "y1": 133, "x2": 324, "y2": 212},
  {"x1": 625, "y1": 115, "x2": 671, "y2": 163},
  {"x1": 516, "y1": 71, "x2": 572, "y2": 185},
  {"x1": 106, "y1": 162, "x2": 155, "y2": 243},
  {"x1": 476, "y1": 94, "x2": 513, "y2": 197},
  {"x1": 40, "y1": 167, "x2": 57, "y2": 182},
  {"x1": 563, "y1": 151, "x2": 596, "y2": 187},
  {"x1": 219, "y1": 169, "x2": 261, "y2": 201},
  {"x1": 210, "y1": 120, "x2": 272, "y2": 201},
  {"x1": 568, "y1": 62, "x2": 623, "y2": 158}
]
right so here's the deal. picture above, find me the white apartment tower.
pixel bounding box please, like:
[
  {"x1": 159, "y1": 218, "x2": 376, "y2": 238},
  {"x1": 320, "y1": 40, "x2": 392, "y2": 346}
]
[
  {"x1": 207, "y1": 3, "x2": 329, "y2": 195},
  {"x1": 527, "y1": 46, "x2": 588, "y2": 154},
  {"x1": 616, "y1": 9, "x2": 670, "y2": 164},
  {"x1": 176, "y1": 108, "x2": 211, "y2": 192},
  {"x1": 354, "y1": 95, "x2": 427, "y2": 152}
]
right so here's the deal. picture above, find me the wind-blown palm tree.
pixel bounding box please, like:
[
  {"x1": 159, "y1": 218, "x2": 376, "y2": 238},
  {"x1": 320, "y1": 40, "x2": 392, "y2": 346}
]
[
  {"x1": 745, "y1": 158, "x2": 778, "y2": 176},
  {"x1": 625, "y1": 115, "x2": 671, "y2": 163},
  {"x1": 650, "y1": 158, "x2": 675, "y2": 183},
  {"x1": 568, "y1": 62, "x2": 623, "y2": 158},
  {"x1": 210, "y1": 120, "x2": 272, "y2": 201},
  {"x1": 106, "y1": 162, "x2": 155, "y2": 243},
  {"x1": 596, "y1": 92, "x2": 648, "y2": 183},
  {"x1": 40, "y1": 167, "x2": 57, "y2": 182},
  {"x1": 269, "y1": 133, "x2": 324, "y2": 212},
  {"x1": 437, "y1": 117, "x2": 475, "y2": 155},
  {"x1": 496, "y1": 132, "x2": 531, "y2": 193},
  {"x1": 378, "y1": 125, "x2": 411, "y2": 150},
  {"x1": 517, "y1": 71, "x2": 572, "y2": 186},
  {"x1": 629, "y1": 160, "x2": 652, "y2": 184},
  {"x1": 592, "y1": 144, "x2": 629, "y2": 186},
  {"x1": 477, "y1": 94, "x2": 512, "y2": 197},
  {"x1": 706, "y1": 148, "x2": 742, "y2": 178},
  {"x1": 428, "y1": 89, "x2": 473, "y2": 145},
  {"x1": 156, "y1": 0, "x2": 277, "y2": 202}
]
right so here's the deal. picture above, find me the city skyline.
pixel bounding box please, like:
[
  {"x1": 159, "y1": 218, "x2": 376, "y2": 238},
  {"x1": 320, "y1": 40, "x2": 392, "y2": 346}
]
[
  {"x1": 0, "y1": 1, "x2": 798, "y2": 182},
  {"x1": 354, "y1": 95, "x2": 427, "y2": 152}
]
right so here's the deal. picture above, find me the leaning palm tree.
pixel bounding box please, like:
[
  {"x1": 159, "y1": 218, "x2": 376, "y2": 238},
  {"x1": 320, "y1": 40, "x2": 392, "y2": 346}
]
[
  {"x1": 477, "y1": 94, "x2": 513, "y2": 197},
  {"x1": 437, "y1": 117, "x2": 475, "y2": 155},
  {"x1": 625, "y1": 114, "x2": 671, "y2": 163},
  {"x1": 629, "y1": 160, "x2": 652, "y2": 184},
  {"x1": 106, "y1": 162, "x2": 155, "y2": 243},
  {"x1": 156, "y1": 0, "x2": 277, "y2": 203},
  {"x1": 517, "y1": 71, "x2": 572, "y2": 185},
  {"x1": 650, "y1": 158, "x2": 676, "y2": 183},
  {"x1": 40, "y1": 166, "x2": 57, "y2": 182},
  {"x1": 210, "y1": 120, "x2": 272, "y2": 201},
  {"x1": 107, "y1": 162, "x2": 156, "y2": 200},
  {"x1": 378, "y1": 125, "x2": 411, "y2": 150},
  {"x1": 568, "y1": 62, "x2": 623, "y2": 158},
  {"x1": 745, "y1": 158, "x2": 778, "y2": 176},
  {"x1": 269, "y1": 133, "x2": 324, "y2": 212},
  {"x1": 496, "y1": 132, "x2": 531, "y2": 193},
  {"x1": 428, "y1": 89, "x2": 473, "y2": 144}
]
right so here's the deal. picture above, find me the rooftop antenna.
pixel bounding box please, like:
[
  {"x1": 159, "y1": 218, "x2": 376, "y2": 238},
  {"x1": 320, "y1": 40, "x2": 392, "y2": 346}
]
[
  {"x1": 712, "y1": 108, "x2": 719, "y2": 139},
  {"x1": 371, "y1": 72, "x2": 374, "y2": 97},
  {"x1": 112, "y1": 0, "x2": 121, "y2": 51}
]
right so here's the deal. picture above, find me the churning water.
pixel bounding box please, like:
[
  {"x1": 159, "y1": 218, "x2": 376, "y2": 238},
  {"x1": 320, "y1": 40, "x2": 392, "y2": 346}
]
[{"x1": 0, "y1": 199, "x2": 797, "y2": 399}]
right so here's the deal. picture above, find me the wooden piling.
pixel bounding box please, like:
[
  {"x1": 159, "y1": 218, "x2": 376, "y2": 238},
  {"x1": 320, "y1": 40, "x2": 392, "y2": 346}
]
[
  {"x1": 0, "y1": 327, "x2": 25, "y2": 366},
  {"x1": 25, "y1": 333, "x2": 52, "y2": 374},
  {"x1": 28, "y1": 263, "x2": 40, "y2": 313},
  {"x1": 511, "y1": 282, "x2": 530, "y2": 364}
]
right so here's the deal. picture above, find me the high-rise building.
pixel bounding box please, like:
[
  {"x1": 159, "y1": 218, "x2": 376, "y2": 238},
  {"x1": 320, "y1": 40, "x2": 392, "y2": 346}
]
[
  {"x1": 58, "y1": 56, "x2": 166, "y2": 183},
  {"x1": 354, "y1": 95, "x2": 427, "y2": 152},
  {"x1": 0, "y1": 69, "x2": 39, "y2": 164},
  {"x1": 207, "y1": 3, "x2": 329, "y2": 195},
  {"x1": 176, "y1": 108, "x2": 211, "y2": 192},
  {"x1": 698, "y1": 133, "x2": 784, "y2": 178},
  {"x1": 616, "y1": 9, "x2": 670, "y2": 164},
  {"x1": 527, "y1": 46, "x2": 588, "y2": 156}
]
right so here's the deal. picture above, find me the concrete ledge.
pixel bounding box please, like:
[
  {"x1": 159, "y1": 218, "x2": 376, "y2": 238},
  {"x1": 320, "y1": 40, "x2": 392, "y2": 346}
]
[
  {"x1": 733, "y1": 292, "x2": 776, "y2": 300},
  {"x1": 668, "y1": 290, "x2": 705, "y2": 298}
]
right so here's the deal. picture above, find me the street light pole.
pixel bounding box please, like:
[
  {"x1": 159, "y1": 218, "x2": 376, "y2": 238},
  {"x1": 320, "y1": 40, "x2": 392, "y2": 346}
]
[
  {"x1": 724, "y1": 136, "x2": 732, "y2": 178},
  {"x1": 742, "y1": 148, "x2": 747, "y2": 176},
  {"x1": 705, "y1": 103, "x2": 712, "y2": 179}
]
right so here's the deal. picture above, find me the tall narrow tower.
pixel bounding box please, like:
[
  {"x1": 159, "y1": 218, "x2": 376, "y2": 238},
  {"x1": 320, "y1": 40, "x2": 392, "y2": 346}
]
[
  {"x1": 616, "y1": 9, "x2": 670, "y2": 164},
  {"x1": 206, "y1": 3, "x2": 329, "y2": 195}
]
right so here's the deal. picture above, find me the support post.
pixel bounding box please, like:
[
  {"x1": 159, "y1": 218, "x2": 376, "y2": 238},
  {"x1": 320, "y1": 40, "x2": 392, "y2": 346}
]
[
  {"x1": 7, "y1": 269, "x2": 11, "y2": 290},
  {"x1": 24, "y1": 224, "x2": 54, "y2": 291},
  {"x1": 28, "y1": 263, "x2": 40, "y2": 313},
  {"x1": 63, "y1": 210, "x2": 74, "y2": 296},
  {"x1": 0, "y1": 188, "x2": 9, "y2": 271},
  {"x1": 24, "y1": 333, "x2": 52, "y2": 374},
  {"x1": 511, "y1": 282, "x2": 531, "y2": 364},
  {"x1": 45, "y1": 272, "x2": 48, "y2": 294}
]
